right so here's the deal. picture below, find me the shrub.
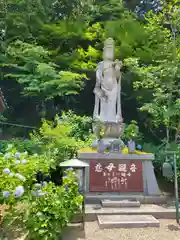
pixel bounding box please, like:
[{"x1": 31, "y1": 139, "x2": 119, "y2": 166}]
[
  {"x1": 142, "y1": 142, "x2": 165, "y2": 172},
  {"x1": 30, "y1": 118, "x2": 91, "y2": 167},
  {"x1": 61, "y1": 110, "x2": 93, "y2": 141},
  {"x1": 122, "y1": 120, "x2": 143, "y2": 142},
  {"x1": 23, "y1": 171, "x2": 82, "y2": 240},
  {"x1": 0, "y1": 146, "x2": 83, "y2": 239},
  {"x1": 0, "y1": 139, "x2": 41, "y2": 154},
  {"x1": 143, "y1": 141, "x2": 180, "y2": 180},
  {"x1": 0, "y1": 145, "x2": 50, "y2": 206}
]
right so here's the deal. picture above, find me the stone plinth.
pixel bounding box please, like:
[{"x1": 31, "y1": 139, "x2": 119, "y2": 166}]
[
  {"x1": 97, "y1": 215, "x2": 160, "y2": 229},
  {"x1": 92, "y1": 121, "x2": 124, "y2": 139},
  {"x1": 101, "y1": 199, "x2": 141, "y2": 208},
  {"x1": 78, "y1": 152, "x2": 161, "y2": 196}
]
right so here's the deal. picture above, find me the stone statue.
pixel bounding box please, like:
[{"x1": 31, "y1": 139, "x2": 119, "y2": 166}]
[
  {"x1": 92, "y1": 38, "x2": 124, "y2": 144},
  {"x1": 93, "y1": 38, "x2": 122, "y2": 123}
]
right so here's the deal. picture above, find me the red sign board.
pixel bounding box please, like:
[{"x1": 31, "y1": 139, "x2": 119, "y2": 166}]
[{"x1": 89, "y1": 160, "x2": 143, "y2": 192}]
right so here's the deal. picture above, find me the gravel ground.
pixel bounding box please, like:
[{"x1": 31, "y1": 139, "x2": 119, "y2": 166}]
[{"x1": 63, "y1": 220, "x2": 180, "y2": 240}]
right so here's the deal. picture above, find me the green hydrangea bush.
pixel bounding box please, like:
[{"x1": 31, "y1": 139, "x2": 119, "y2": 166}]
[{"x1": 0, "y1": 145, "x2": 83, "y2": 239}]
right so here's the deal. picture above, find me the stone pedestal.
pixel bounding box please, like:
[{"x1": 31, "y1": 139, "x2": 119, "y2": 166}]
[
  {"x1": 93, "y1": 121, "x2": 124, "y2": 139},
  {"x1": 78, "y1": 152, "x2": 161, "y2": 196}
]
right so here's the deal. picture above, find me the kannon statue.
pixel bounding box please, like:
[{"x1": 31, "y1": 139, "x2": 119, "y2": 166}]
[{"x1": 93, "y1": 38, "x2": 122, "y2": 123}]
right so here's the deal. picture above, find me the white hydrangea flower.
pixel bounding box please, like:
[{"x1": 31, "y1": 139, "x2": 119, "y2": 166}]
[
  {"x1": 14, "y1": 152, "x2": 21, "y2": 159},
  {"x1": 32, "y1": 189, "x2": 46, "y2": 197},
  {"x1": 21, "y1": 159, "x2": 27, "y2": 164},
  {"x1": 3, "y1": 168, "x2": 10, "y2": 174},
  {"x1": 14, "y1": 186, "x2": 24, "y2": 198},
  {"x1": 3, "y1": 191, "x2": 10, "y2": 198}
]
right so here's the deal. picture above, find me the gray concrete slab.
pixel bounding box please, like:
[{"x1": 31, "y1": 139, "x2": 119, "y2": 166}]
[
  {"x1": 101, "y1": 199, "x2": 141, "y2": 208},
  {"x1": 78, "y1": 152, "x2": 155, "y2": 160},
  {"x1": 86, "y1": 193, "x2": 170, "y2": 204},
  {"x1": 98, "y1": 215, "x2": 160, "y2": 229},
  {"x1": 83, "y1": 204, "x2": 176, "y2": 221}
]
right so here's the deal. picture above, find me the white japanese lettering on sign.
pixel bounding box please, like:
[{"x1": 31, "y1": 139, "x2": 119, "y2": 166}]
[
  {"x1": 91, "y1": 160, "x2": 143, "y2": 192},
  {"x1": 130, "y1": 163, "x2": 137, "y2": 172},
  {"x1": 121, "y1": 172, "x2": 126, "y2": 177},
  {"x1": 110, "y1": 177, "x2": 118, "y2": 184},
  {"x1": 95, "y1": 163, "x2": 103, "y2": 172},
  {"x1": 105, "y1": 163, "x2": 116, "y2": 172},
  {"x1": 94, "y1": 161, "x2": 138, "y2": 191},
  {"x1": 120, "y1": 177, "x2": 127, "y2": 185},
  {"x1": 118, "y1": 164, "x2": 127, "y2": 172}
]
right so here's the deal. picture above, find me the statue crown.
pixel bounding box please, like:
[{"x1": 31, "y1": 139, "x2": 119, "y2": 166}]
[{"x1": 104, "y1": 38, "x2": 114, "y2": 48}]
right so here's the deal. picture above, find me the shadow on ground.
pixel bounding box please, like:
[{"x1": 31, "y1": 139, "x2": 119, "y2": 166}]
[
  {"x1": 62, "y1": 225, "x2": 85, "y2": 240},
  {"x1": 168, "y1": 224, "x2": 180, "y2": 231}
]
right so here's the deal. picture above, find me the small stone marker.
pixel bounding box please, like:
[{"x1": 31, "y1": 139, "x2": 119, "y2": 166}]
[
  {"x1": 98, "y1": 215, "x2": 160, "y2": 229},
  {"x1": 101, "y1": 199, "x2": 140, "y2": 208},
  {"x1": 110, "y1": 139, "x2": 123, "y2": 153}
]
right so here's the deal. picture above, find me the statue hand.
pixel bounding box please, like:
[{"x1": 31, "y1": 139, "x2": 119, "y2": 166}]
[
  {"x1": 114, "y1": 59, "x2": 122, "y2": 71},
  {"x1": 102, "y1": 95, "x2": 108, "y2": 102},
  {"x1": 94, "y1": 88, "x2": 104, "y2": 99},
  {"x1": 102, "y1": 92, "x2": 108, "y2": 102}
]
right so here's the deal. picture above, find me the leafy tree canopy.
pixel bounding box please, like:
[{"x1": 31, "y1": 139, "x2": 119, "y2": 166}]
[{"x1": 0, "y1": 0, "x2": 179, "y2": 146}]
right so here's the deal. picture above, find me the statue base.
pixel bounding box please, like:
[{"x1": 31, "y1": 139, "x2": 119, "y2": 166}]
[
  {"x1": 92, "y1": 120, "x2": 125, "y2": 151},
  {"x1": 92, "y1": 120, "x2": 124, "y2": 138},
  {"x1": 78, "y1": 152, "x2": 161, "y2": 196}
]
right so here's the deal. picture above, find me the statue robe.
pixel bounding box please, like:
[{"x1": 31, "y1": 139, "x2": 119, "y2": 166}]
[{"x1": 93, "y1": 61, "x2": 121, "y2": 122}]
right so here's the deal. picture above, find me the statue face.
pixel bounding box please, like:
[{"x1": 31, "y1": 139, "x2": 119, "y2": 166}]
[{"x1": 103, "y1": 47, "x2": 114, "y2": 60}]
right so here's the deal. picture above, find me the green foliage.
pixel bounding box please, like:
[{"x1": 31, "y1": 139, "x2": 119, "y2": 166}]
[
  {"x1": 143, "y1": 141, "x2": 180, "y2": 180},
  {"x1": 0, "y1": 0, "x2": 179, "y2": 163},
  {"x1": 0, "y1": 139, "x2": 40, "y2": 154},
  {"x1": 0, "y1": 145, "x2": 51, "y2": 206},
  {"x1": 125, "y1": 0, "x2": 180, "y2": 145},
  {"x1": 0, "y1": 111, "x2": 93, "y2": 160},
  {"x1": 143, "y1": 142, "x2": 166, "y2": 171},
  {"x1": 23, "y1": 170, "x2": 82, "y2": 240},
  {"x1": 74, "y1": 1, "x2": 149, "y2": 71},
  {"x1": 123, "y1": 120, "x2": 141, "y2": 141},
  {"x1": 0, "y1": 0, "x2": 91, "y2": 130},
  {"x1": 1, "y1": 112, "x2": 93, "y2": 167},
  {"x1": 61, "y1": 111, "x2": 93, "y2": 141},
  {"x1": 30, "y1": 117, "x2": 90, "y2": 166},
  {"x1": 0, "y1": 146, "x2": 82, "y2": 239},
  {"x1": 4, "y1": 40, "x2": 85, "y2": 99}
]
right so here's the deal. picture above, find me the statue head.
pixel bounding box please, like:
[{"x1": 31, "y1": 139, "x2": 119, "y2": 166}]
[{"x1": 103, "y1": 38, "x2": 114, "y2": 61}]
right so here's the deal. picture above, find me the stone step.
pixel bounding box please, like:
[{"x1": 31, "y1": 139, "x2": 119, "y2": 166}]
[
  {"x1": 97, "y1": 214, "x2": 160, "y2": 229},
  {"x1": 101, "y1": 199, "x2": 140, "y2": 208},
  {"x1": 85, "y1": 204, "x2": 176, "y2": 221},
  {"x1": 85, "y1": 193, "x2": 170, "y2": 204}
]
